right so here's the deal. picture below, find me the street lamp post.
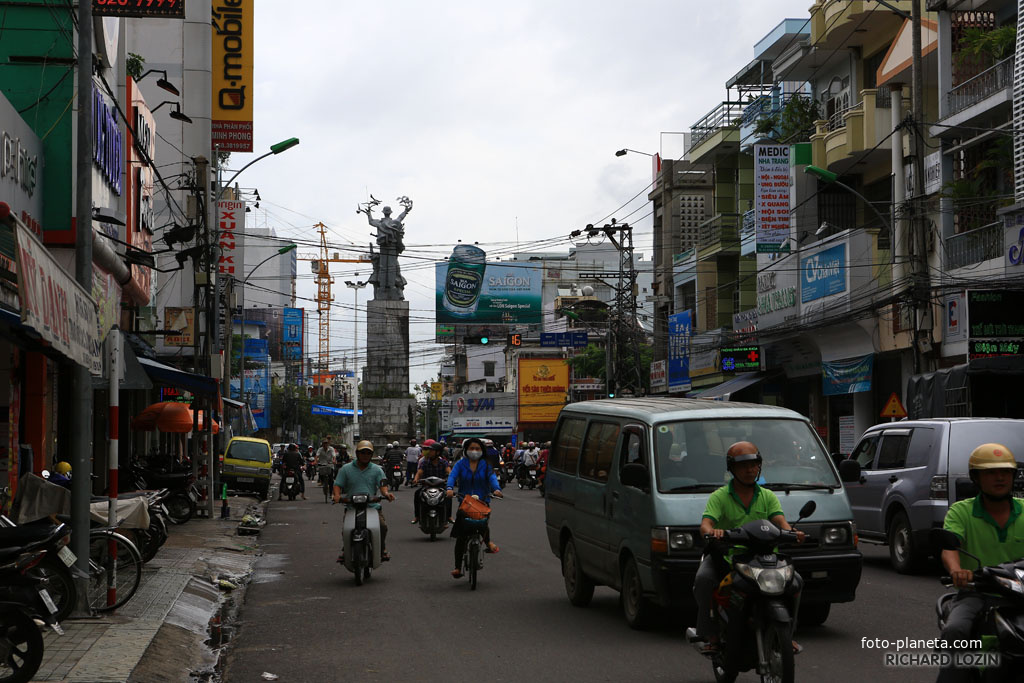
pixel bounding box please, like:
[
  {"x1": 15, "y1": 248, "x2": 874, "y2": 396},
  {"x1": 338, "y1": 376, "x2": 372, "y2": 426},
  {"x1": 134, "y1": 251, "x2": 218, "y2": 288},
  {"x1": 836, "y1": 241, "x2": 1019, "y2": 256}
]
[
  {"x1": 804, "y1": 165, "x2": 892, "y2": 237},
  {"x1": 345, "y1": 277, "x2": 367, "y2": 440},
  {"x1": 238, "y1": 244, "x2": 297, "y2": 424}
]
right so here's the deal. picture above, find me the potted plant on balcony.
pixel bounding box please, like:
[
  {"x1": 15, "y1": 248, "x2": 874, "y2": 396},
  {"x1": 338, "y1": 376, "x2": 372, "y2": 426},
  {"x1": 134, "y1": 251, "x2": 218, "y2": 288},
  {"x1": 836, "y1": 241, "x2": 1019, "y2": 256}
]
[
  {"x1": 956, "y1": 25, "x2": 1016, "y2": 65},
  {"x1": 753, "y1": 95, "x2": 820, "y2": 144}
]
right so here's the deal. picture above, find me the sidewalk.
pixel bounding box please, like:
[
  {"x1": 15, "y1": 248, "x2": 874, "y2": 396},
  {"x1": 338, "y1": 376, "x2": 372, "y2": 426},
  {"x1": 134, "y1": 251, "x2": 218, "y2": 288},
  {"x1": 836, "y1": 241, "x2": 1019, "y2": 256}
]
[{"x1": 31, "y1": 495, "x2": 266, "y2": 683}]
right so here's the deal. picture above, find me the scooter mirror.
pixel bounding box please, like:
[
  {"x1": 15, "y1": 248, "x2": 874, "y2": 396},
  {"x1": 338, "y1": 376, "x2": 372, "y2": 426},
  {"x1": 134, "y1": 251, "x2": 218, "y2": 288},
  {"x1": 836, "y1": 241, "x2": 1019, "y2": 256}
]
[
  {"x1": 797, "y1": 500, "x2": 816, "y2": 520},
  {"x1": 41, "y1": 469, "x2": 50, "y2": 479}
]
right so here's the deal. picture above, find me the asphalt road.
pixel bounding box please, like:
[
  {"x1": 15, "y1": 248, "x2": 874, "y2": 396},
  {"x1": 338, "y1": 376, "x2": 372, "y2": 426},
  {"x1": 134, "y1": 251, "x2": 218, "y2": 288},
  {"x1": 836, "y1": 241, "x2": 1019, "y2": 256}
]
[{"x1": 223, "y1": 474, "x2": 947, "y2": 683}]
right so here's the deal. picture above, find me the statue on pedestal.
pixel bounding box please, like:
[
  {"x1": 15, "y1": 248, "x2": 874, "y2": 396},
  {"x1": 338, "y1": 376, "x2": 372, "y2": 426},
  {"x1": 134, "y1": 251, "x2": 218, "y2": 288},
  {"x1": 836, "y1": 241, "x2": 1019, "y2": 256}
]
[{"x1": 358, "y1": 195, "x2": 412, "y2": 301}]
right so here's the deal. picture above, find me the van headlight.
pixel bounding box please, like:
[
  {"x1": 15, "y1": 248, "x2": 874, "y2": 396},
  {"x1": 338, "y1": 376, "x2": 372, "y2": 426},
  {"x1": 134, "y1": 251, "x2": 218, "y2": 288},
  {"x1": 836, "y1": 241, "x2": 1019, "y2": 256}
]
[
  {"x1": 822, "y1": 525, "x2": 850, "y2": 545},
  {"x1": 669, "y1": 531, "x2": 695, "y2": 550},
  {"x1": 734, "y1": 563, "x2": 793, "y2": 595}
]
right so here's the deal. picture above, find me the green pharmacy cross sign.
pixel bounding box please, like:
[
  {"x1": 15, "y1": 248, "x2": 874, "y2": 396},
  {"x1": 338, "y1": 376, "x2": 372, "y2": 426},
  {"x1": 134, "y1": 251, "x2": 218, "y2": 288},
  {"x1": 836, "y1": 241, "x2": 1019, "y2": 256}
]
[{"x1": 721, "y1": 346, "x2": 761, "y2": 372}]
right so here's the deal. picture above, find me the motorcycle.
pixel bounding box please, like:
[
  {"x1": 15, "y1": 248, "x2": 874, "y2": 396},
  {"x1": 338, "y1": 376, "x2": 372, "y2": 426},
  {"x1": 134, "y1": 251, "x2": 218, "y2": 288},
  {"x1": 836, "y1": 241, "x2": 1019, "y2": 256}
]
[
  {"x1": 280, "y1": 467, "x2": 302, "y2": 501},
  {"x1": 932, "y1": 528, "x2": 1024, "y2": 681},
  {"x1": 121, "y1": 459, "x2": 198, "y2": 525},
  {"x1": 686, "y1": 500, "x2": 816, "y2": 683},
  {"x1": 503, "y1": 461, "x2": 516, "y2": 487},
  {"x1": 336, "y1": 494, "x2": 383, "y2": 586},
  {"x1": 0, "y1": 548, "x2": 64, "y2": 683},
  {"x1": 517, "y1": 463, "x2": 539, "y2": 490},
  {"x1": 0, "y1": 519, "x2": 77, "y2": 624},
  {"x1": 416, "y1": 477, "x2": 449, "y2": 541},
  {"x1": 388, "y1": 462, "x2": 404, "y2": 491}
]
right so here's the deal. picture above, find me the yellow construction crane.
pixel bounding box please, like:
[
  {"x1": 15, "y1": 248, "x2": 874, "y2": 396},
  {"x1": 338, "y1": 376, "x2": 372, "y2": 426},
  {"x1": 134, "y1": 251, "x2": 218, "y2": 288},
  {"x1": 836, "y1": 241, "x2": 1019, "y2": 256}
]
[{"x1": 297, "y1": 222, "x2": 370, "y2": 377}]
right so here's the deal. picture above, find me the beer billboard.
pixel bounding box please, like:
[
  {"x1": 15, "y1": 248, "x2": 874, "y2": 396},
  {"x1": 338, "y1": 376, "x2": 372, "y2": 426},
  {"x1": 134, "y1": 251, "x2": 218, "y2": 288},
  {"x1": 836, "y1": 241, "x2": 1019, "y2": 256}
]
[{"x1": 434, "y1": 245, "x2": 542, "y2": 325}]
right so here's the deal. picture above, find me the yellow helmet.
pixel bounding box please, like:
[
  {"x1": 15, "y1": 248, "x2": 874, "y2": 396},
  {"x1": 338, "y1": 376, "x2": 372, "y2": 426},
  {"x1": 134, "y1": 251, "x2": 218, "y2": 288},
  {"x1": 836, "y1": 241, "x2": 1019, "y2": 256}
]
[
  {"x1": 356, "y1": 440, "x2": 375, "y2": 453},
  {"x1": 968, "y1": 443, "x2": 1017, "y2": 471},
  {"x1": 54, "y1": 462, "x2": 72, "y2": 475}
]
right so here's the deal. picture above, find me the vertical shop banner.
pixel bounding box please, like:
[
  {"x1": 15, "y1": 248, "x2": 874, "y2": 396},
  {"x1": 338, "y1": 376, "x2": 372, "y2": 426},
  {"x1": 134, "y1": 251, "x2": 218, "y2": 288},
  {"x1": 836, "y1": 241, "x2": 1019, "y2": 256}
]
[
  {"x1": 517, "y1": 358, "x2": 569, "y2": 423},
  {"x1": 650, "y1": 360, "x2": 667, "y2": 393},
  {"x1": 14, "y1": 223, "x2": 101, "y2": 375},
  {"x1": 231, "y1": 337, "x2": 270, "y2": 429},
  {"x1": 216, "y1": 200, "x2": 245, "y2": 277},
  {"x1": 667, "y1": 311, "x2": 691, "y2": 393},
  {"x1": 754, "y1": 144, "x2": 791, "y2": 253},
  {"x1": 282, "y1": 307, "x2": 303, "y2": 360},
  {"x1": 124, "y1": 77, "x2": 155, "y2": 305},
  {"x1": 164, "y1": 307, "x2": 195, "y2": 346},
  {"x1": 211, "y1": 0, "x2": 254, "y2": 151}
]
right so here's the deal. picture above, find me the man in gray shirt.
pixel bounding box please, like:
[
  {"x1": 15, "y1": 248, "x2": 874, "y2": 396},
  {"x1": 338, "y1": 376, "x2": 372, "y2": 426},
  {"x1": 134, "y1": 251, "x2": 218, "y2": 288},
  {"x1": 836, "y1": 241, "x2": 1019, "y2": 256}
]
[{"x1": 404, "y1": 439, "x2": 422, "y2": 486}]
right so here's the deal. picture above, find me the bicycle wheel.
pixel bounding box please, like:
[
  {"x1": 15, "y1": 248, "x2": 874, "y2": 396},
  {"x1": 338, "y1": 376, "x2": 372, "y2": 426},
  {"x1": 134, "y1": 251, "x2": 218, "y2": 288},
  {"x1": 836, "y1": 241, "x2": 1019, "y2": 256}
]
[{"x1": 88, "y1": 530, "x2": 143, "y2": 612}]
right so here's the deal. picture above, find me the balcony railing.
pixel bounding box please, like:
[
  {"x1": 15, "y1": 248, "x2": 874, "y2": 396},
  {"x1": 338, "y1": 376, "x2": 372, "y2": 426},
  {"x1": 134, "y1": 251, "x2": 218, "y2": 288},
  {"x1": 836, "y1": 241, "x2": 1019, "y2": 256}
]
[
  {"x1": 948, "y1": 56, "x2": 1013, "y2": 117},
  {"x1": 876, "y1": 84, "x2": 892, "y2": 109},
  {"x1": 944, "y1": 221, "x2": 1003, "y2": 270},
  {"x1": 691, "y1": 101, "x2": 746, "y2": 149},
  {"x1": 698, "y1": 213, "x2": 741, "y2": 252},
  {"x1": 826, "y1": 103, "x2": 858, "y2": 132}
]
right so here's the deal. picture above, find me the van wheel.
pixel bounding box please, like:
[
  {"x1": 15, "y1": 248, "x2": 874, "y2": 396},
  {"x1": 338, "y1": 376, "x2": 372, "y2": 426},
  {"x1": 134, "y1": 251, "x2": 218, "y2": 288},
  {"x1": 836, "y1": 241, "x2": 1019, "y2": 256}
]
[
  {"x1": 888, "y1": 511, "x2": 925, "y2": 574},
  {"x1": 562, "y1": 538, "x2": 594, "y2": 607},
  {"x1": 621, "y1": 557, "x2": 654, "y2": 630},
  {"x1": 799, "y1": 601, "x2": 831, "y2": 627}
]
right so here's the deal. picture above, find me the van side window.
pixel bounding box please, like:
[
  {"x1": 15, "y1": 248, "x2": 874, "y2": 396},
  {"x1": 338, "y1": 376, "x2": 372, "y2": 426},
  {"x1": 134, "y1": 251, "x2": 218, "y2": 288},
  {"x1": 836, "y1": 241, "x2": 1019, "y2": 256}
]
[
  {"x1": 580, "y1": 422, "x2": 620, "y2": 483},
  {"x1": 877, "y1": 433, "x2": 911, "y2": 469},
  {"x1": 905, "y1": 428, "x2": 934, "y2": 468},
  {"x1": 852, "y1": 435, "x2": 879, "y2": 470},
  {"x1": 621, "y1": 431, "x2": 644, "y2": 469},
  {"x1": 550, "y1": 417, "x2": 586, "y2": 473}
]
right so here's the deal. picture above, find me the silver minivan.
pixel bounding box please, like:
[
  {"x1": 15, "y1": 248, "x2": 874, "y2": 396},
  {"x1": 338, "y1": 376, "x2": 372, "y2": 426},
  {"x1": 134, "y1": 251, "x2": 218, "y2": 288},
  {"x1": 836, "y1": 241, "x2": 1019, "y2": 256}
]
[
  {"x1": 844, "y1": 418, "x2": 1024, "y2": 574},
  {"x1": 544, "y1": 398, "x2": 862, "y2": 629}
]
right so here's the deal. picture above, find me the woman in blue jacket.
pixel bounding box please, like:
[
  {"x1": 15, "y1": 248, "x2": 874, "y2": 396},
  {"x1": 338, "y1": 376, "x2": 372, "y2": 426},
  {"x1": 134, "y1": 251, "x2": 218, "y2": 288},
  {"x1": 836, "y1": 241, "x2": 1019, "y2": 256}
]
[{"x1": 446, "y1": 437, "x2": 502, "y2": 578}]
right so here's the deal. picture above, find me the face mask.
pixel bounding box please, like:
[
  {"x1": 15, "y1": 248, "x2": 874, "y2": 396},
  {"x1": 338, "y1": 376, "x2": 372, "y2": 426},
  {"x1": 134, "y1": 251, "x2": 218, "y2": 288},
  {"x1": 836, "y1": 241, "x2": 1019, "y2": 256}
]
[{"x1": 467, "y1": 450, "x2": 482, "y2": 461}]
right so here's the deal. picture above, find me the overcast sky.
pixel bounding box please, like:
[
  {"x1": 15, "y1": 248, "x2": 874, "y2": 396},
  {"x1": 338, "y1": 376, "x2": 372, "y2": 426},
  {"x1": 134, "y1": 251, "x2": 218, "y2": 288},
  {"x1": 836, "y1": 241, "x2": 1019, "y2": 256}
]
[{"x1": 238, "y1": 1, "x2": 813, "y2": 389}]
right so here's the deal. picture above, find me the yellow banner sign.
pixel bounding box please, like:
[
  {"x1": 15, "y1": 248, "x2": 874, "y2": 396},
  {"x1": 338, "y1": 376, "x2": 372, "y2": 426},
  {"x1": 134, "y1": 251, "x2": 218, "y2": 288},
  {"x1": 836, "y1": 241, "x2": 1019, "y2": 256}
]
[
  {"x1": 211, "y1": 0, "x2": 254, "y2": 152},
  {"x1": 430, "y1": 382, "x2": 443, "y2": 401},
  {"x1": 518, "y1": 358, "x2": 569, "y2": 423}
]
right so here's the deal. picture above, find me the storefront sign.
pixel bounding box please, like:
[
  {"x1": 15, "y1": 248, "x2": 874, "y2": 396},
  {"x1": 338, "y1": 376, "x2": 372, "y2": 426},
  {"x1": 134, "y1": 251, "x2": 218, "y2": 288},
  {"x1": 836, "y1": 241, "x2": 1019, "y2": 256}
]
[
  {"x1": 282, "y1": 307, "x2": 302, "y2": 360},
  {"x1": 969, "y1": 339, "x2": 1024, "y2": 359},
  {"x1": 667, "y1": 311, "x2": 691, "y2": 392},
  {"x1": 754, "y1": 144, "x2": 791, "y2": 253},
  {"x1": 967, "y1": 290, "x2": 1024, "y2": 338},
  {"x1": 838, "y1": 415, "x2": 856, "y2": 455},
  {"x1": 211, "y1": 0, "x2": 254, "y2": 152},
  {"x1": 732, "y1": 308, "x2": 758, "y2": 335},
  {"x1": 92, "y1": 266, "x2": 121, "y2": 341},
  {"x1": 822, "y1": 354, "x2": 873, "y2": 396},
  {"x1": 451, "y1": 391, "x2": 516, "y2": 434},
  {"x1": 721, "y1": 346, "x2": 761, "y2": 373},
  {"x1": 124, "y1": 77, "x2": 155, "y2": 304},
  {"x1": 801, "y1": 243, "x2": 846, "y2": 303},
  {"x1": 230, "y1": 337, "x2": 269, "y2": 429},
  {"x1": 430, "y1": 382, "x2": 442, "y2": 401},
  {"x1": 540, "y1": 331, "x2": 588, "y2": 348},
  {"x1": 93, "y1": 0, "x2": 185, "y2": 17},
  {"x1": 0, "y1": 93, "x2": 44, "y2": 234},
  {"x1": 216, "y1": 199, "x2": 245, "y2": 276},
  {"x1": 93, "y1": 88, "x2": 123, "y2": 196},
  {"x1": 944, "y1": 291, "x2": 967, "y2": 344},
  {"x1": 571, "y1": 377, "x2": 604, "y2": 391},
  {"x1": 650, "y1": 360, "x2": 667, "y2": 392},
  {"x1": 905, "y1": 150, "x2": 942, "y2": 198},
  {"x1": 164, "y1": 307, "x2": 194, "y2": 346},
  {"x1": 14, "y1": 223, "x2": 101, "y2": 375},
  {"x1": 517, "y1": 359, "x2": 568, "y2": 423}
]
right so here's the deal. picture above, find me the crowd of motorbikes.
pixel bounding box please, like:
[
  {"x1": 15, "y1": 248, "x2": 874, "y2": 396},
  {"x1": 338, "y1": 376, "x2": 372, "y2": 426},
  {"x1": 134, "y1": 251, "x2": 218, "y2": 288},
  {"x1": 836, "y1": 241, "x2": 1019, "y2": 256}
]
[{"x1": 0, "y1": 452, "x2": 219, "y2": 682}]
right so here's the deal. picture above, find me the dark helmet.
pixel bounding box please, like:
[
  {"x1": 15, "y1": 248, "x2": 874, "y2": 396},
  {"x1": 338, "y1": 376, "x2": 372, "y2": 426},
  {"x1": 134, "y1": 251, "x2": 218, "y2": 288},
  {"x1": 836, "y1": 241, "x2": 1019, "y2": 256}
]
[
  {"x1": 725, "y1": 450, "x2": 762, "y2": 472},
  {"x1": 287, "y1": 443, "x2": 299, "y2": 452}
]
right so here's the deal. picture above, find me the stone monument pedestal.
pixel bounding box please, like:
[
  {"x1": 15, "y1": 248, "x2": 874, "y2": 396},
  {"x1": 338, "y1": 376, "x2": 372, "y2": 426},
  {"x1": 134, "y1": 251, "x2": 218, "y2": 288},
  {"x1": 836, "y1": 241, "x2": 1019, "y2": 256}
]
[{"x1": 360, "y1": 299, "x2": 415, "y2": 449}]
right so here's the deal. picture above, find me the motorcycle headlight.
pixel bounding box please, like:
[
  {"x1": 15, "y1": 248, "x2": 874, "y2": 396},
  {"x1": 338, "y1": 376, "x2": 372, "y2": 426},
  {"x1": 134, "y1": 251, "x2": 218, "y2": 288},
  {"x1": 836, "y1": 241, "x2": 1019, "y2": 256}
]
[
  {"x1": 822, "y1": 526, "x2": 849, "y2": 545},
  {"x1": 669, "y1": 531, "x2": 695, "y2": 550},
  {"x1": 734, "y1": 563, "x2": 793, "y2": 596},
  {"x1": 996, "y1": 575, "x2": 1024, "y2": 594}
]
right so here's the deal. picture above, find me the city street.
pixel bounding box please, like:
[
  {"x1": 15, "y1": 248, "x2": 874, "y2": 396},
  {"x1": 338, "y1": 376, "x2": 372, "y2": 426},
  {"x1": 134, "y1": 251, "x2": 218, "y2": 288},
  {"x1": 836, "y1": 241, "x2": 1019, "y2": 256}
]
[{"x1": 223, "y1": 474, "x2": 944, "y2": 683}]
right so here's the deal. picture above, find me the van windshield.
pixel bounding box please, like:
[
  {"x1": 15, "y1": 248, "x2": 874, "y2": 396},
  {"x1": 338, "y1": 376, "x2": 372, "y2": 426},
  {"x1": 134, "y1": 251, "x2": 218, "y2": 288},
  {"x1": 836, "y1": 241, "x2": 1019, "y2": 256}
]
[
  {"x1": 227, "y1": 441, "x2": 270, "y2": 463},
  {"x1": 653, "y1": 418, "x2": 839, "y2": 492}
]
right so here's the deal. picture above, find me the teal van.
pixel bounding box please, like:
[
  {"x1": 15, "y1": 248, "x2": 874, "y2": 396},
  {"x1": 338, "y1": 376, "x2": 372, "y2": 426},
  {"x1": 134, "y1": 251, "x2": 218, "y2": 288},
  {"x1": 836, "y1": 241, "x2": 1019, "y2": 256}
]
[{"x1": 544, "y1": 398, "x2": 862, "y2": 629}]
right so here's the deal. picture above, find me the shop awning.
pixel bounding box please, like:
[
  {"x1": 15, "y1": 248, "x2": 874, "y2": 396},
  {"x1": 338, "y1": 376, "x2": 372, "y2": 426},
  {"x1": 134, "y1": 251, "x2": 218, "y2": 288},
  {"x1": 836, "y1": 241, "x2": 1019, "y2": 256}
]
[
  {"x1": 222, "y1": 396, "x2": 258, "y2": 433},
  {"x1": 138, "y1": 357, "x2": 218, "y2": 396},
  {"x1": 687, "y1": 372, "x2": 768, "y2": 401}
]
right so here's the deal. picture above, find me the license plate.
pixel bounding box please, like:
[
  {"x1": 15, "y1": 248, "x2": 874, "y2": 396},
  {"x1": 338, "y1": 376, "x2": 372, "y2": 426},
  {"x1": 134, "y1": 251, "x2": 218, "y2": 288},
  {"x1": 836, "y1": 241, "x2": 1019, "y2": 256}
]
[
  {"x1": 530, "y1": 470, "x2": 537, "y2": 475},
  {"x1": 238, "y1": 477, "x2": 254, "y2": 483},
  {"x1": 285, "y1": 477, "x2": 295, "y2": 484},
  {"x1": 57, "y1": 546, "x2": 76, "y2": 567},
  {"x1": 39, "y1": 588, "x2": 58, "y2": 614}
]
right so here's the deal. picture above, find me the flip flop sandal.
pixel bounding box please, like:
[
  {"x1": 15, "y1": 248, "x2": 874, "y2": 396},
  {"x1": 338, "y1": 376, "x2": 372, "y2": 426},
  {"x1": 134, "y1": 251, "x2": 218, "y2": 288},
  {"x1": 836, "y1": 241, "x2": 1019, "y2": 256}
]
[
  {"x1": 793, "y1": 643, "x2": 804, "y2": 655},
  {"x1": 485, "y1": 544, "x2": 500, "y2": 554},
  {"x1": 451, "y1": 569, "x2": 463, "y2": 579}
]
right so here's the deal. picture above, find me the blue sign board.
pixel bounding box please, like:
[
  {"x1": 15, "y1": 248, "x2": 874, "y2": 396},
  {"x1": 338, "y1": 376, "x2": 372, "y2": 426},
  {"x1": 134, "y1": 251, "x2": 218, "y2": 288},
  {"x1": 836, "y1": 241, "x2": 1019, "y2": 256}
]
[
  {"x1": 311, "y1": 405, "x2": 363, "y2": 416},
  {"x1": 801, "y1": 243, "x2": 846, "y2": 303},
  {"x1": 822, "y1": 354, "x2": 873, "y2": 396},
  {"x1": 541, "y1": 331, "x2": 589, "y2": 348},
  {"x1": 282, "y1": 308, "x2": 303, "y2": 361},
  {"x1": 667, "y1": 311, "x2": 691, "y2": 393},
  {"x1": 231, "y1": 338, "x2": 271, "y2": 430}
]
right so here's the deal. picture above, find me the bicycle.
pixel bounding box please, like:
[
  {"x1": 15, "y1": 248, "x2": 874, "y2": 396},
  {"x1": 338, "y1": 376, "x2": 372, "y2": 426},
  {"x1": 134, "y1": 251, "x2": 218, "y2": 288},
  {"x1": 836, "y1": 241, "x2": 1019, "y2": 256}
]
[
  {"x1": 87, "y1": 527, "x2": 143, "y2": 612},
  {"x1": 460, "y1": 493, "x2": 501, "y2": 591}
]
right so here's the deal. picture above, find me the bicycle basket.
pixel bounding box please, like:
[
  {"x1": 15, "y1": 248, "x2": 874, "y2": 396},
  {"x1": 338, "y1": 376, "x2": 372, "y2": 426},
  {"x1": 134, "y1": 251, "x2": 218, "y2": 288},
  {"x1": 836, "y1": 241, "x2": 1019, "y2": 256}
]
[{"x1": 459, "y1": 495, "x2": 491, "y2": 520}]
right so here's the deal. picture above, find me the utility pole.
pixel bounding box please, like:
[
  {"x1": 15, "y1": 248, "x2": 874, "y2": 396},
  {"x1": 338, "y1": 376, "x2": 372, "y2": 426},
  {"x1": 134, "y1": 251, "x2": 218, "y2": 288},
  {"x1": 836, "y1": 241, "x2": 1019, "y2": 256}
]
[
  {"x1": 910, "y1": 0, "x2": 932, "y2": 374},
  {"x1": 71, "y1": 0, "x2": 94, "y2": 611}
]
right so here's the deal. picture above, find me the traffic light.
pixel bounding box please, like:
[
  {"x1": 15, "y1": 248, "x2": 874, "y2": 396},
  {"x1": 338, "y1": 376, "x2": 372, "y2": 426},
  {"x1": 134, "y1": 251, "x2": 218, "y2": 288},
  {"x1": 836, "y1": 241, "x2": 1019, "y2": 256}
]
[{"x1": 464, "y1": 335, "x2": 490, "y2": 345}]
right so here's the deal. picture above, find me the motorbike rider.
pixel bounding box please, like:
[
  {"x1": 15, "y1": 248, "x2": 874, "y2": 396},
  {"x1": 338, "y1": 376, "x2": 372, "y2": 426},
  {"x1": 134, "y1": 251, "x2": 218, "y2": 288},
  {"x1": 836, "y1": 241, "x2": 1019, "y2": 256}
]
[
  {"x1": 405, "y1": 439, "x2": 421, "y2": 485},
  {"x1": 315, "y1": 437, "x2": 336, "y2": 483},
  {"x1": 446, "y1": 437, "x2": 502, "y2": 578},
  {"x1": 50, "y1": 461, "x2": 73, "y2": 490},
  {"x1": 694, "y1": 441, "x2": 805, "y2": 654},
  {"x1": 333, "y1": 440, "x2": 395, "y2": 562},
  {"x1": 279, "y1": 443, "x2": 306, "y2": 500},
  {"x1": 936, "y1": 443, "x2": 1024, "y2": 683},
  {"x1": 410, "y1": 439, "x2": 453, "y2": 524},
  {"x1": 519, "y1": 442, "x2": 540, "y2": 480},
  {"x1": 336, "y1": 443, "x2": 351, "y2": 465},
  {"x1": 385, "y1": 441, "x2": 406, "y2": 482}
]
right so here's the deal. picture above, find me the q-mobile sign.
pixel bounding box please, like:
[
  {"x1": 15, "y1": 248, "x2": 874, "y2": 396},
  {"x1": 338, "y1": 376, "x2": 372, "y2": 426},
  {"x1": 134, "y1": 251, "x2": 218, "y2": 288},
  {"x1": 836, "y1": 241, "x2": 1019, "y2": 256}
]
[
  {"x1": 93, "y1": 0, "x2": 185, "y2": 18},
  {"x1": 212, "y1": 0, "x2": 254, "y2": 152}
]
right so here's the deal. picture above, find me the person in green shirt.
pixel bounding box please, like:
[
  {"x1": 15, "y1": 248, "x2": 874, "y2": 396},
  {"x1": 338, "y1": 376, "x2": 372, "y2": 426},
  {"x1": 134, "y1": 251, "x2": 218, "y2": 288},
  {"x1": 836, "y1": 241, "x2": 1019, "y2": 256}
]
[
  {"x1": 694, "y1": 441, "x2": 805, "y2": 654},
  {"x1": 333, "y1": 440, "x2": 395, "y2": 562},
  {"x1": 937, "y1": 443, "x2": 1024, "y2": 683}
]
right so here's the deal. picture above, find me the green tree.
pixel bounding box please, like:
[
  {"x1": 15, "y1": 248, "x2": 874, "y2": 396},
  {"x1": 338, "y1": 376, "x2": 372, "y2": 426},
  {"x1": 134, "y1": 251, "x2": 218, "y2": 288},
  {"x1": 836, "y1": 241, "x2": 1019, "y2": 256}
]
[{"x1": 754, "y1": 95, "x2": 820, "y2": 143}]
